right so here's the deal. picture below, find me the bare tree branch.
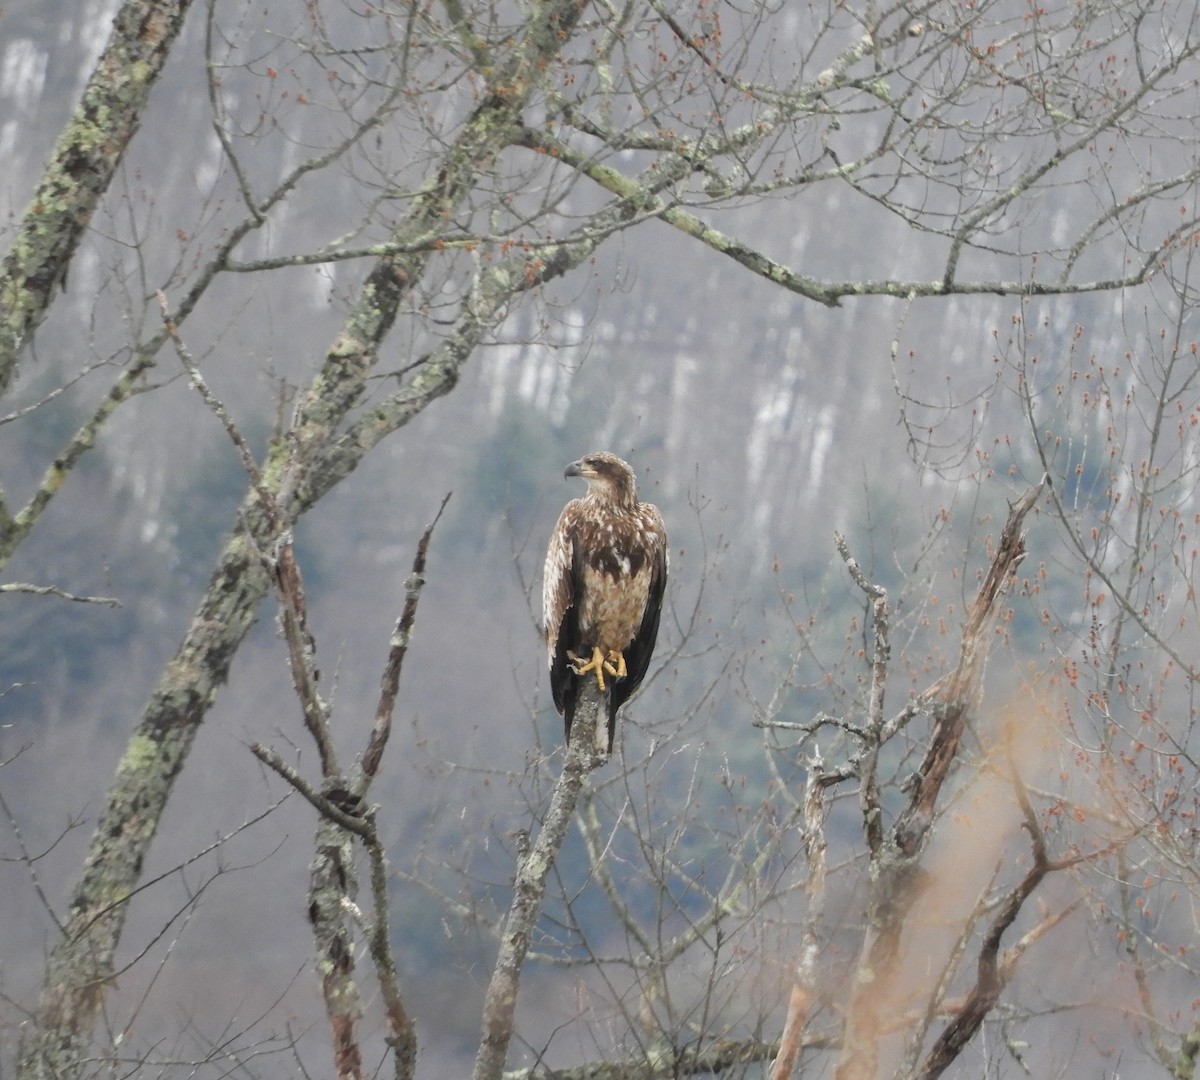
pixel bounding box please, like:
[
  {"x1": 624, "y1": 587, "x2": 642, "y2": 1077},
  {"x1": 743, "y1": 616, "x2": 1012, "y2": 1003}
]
[
  {"x1": 252, "y1": 488, "x2": 447, "y2": 1080},
  {"x1": 912, "y1": 736, "x2": 1079, "y2": 1080},
  {"x1": 836, "y1": 532, "x2": 890, "y2": 857},
  {"x1": 770, "y1": 754, "x2": 832, "y2": 1080},
  {"x1": 835, "y1": 479, "x2": 1044, "y2": 1080},
  {"x1": 361, "y1": 492, "x2": 452, "y2": 784},
  {"x1": 0, "y1": 584, "x2": 120, "y2": 607},
  {"x1": 503, "y1": 1033, "x2": 840, "y2": 1080},
  {"x1": 896, "y1": 479, "x2": 1045, "y2": 856},
  {"x1": 473, "y1": 686, "x2": 608, "y2": 1080}
]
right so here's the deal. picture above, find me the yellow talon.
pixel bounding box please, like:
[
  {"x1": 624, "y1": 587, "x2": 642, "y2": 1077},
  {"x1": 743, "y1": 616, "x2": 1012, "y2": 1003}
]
[
  {"x1": 570, "y1": 646, "x2": 610, "y2": 691},
  {"x1": 569, "y1": 647, "x2": 627, "y2": 692}
]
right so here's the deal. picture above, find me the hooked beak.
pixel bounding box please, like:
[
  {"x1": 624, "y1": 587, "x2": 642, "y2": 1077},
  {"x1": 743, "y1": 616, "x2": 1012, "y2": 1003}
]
[{"x1": 564, "y1": 460, "x2": 583, "y2": 479}]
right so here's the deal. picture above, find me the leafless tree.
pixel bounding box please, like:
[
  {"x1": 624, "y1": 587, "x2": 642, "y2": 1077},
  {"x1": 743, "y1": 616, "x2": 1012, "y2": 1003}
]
[
  {"x1": 998, "y1": 247, "x2": 1200, "y2": 1079},
  {"x1": 6, "y1": 0, "x2": 1200, "y2": 1077}
]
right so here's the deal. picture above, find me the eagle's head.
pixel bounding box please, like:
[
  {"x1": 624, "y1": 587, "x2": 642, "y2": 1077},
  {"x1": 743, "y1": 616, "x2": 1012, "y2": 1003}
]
[{"x1": 565, "y1": 451, "x2": 637, "y2": 506}]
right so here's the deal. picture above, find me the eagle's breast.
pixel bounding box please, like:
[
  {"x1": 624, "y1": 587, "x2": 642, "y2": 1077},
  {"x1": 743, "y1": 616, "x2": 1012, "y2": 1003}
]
[{"x1": 576, "y1": 510, "x2": 664, "y2": 652}]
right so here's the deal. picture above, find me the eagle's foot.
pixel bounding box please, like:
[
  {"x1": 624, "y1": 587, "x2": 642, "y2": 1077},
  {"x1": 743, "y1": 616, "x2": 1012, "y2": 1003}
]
[
  {"x1": 569, "y1": 647, "x2": 624, "y2": 692},
  {"x1": 606, "y1": 649, "x2": 627, "y2": 679}
]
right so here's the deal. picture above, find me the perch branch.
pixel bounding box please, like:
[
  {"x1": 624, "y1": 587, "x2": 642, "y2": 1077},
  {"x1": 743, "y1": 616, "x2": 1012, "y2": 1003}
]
[{"x1": 471, "y1": 685, "x2": 608, "y2": 1080}]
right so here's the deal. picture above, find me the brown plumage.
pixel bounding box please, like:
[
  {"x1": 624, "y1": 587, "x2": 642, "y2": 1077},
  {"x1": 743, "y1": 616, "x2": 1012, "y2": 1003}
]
[{"x1": 543, "y1": 452, "x2": 668, "y2": 757}]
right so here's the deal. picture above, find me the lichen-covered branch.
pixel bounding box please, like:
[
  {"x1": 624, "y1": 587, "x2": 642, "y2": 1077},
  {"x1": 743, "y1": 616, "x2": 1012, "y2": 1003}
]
[
  {"x1": 0, "y1": 354, "x2": 157, "y2": 567},
  {"x1": 253, "y1": 498, "x2": 443, "y2": 1080},
  {"x1": 472, "y1": 685, "x2": 607, "y2": 1080},
  {"x1": 501, "y1": 1034, "x2": 839, "y2": 1080},
  {"x1": 17, "y1": 5, "x2": 589, "y2": 1074},
  {"x1": 0, "y1": 0, "x2": 196, "y2": 395},
  {"x1": 0, "y1": 114, "x2": 381, "y2": 573},
  {"x1": 309, "y1": 812, "x2": 365, "y2": 1080},
  {"x1": 770, "y1": 757, "x2": 832, "y2": 1080},
  {"x1": 835, "y1": 532, "x2": 890, "y2": 857},
  {"x1": 0, "y1": 583, "x2": 120, "y2": 606}
]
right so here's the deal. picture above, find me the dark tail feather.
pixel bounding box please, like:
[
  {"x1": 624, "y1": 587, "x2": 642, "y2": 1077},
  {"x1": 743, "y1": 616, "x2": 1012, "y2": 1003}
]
[{"x1": 606, "y1": 692, "x2": 618, "y2": 755}]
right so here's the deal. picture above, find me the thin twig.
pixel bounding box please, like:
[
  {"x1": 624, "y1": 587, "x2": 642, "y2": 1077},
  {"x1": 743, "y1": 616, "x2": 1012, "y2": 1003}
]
[
  {"x1": 0, "y1": 583, "x2": 121, "y2": 607},
  {"x1": 157, "y1": 290, "x2": 274, "y2": 513},
  {"x1": 159, "y1": 291, "x2": 340, "y2": 775}
]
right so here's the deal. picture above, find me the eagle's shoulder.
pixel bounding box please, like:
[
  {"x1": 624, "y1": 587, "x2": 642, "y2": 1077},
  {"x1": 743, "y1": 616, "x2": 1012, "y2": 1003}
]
[
  {"x1": 634, "y1": 501, "x2": 668, "y2": 590},
  {"x1": 635, "y1": 501, "x2": 667, "y2": 544}
]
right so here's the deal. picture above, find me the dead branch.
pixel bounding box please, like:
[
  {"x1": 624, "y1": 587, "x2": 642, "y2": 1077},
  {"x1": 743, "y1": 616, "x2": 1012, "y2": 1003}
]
[
  {"x1": 503, "y1": 1033, "x2": 839, "y2": 1080},
  {"x1": 248, "y1": 744, "x2": 370, "y2": 839},
  {"x1": 835, "y1": 479, "x2": 1044, "y2": 1080},
  {"x1": 911, "y1": 744, "x2": 1054, "y2": 1080},
  {"x1": 770, "y1": 752, "x2": 832, "y2": 1080},
  {"x1": 364, "y1": 821, "x2": 417, "y2": 1079},
  {"x1": 158, "y1": 291, "x2": 265, "y2": 496},
  {"x1": 361, "y1": 492, "x2": 452, "y2": 783},
  {"x1": 835, "y1": 531, "x2": 890, "y2": 856},
  {"x1": 161, "y1": 290, "x2": 339, "y2": 776},
  {"x1": 896, "y1": 479, "x2": 1044, "y2": 856}
]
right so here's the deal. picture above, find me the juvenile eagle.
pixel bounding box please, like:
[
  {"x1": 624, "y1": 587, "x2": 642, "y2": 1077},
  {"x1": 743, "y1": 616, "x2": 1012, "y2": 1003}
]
[{"x1": 543, "y1": 452, "x2": 668, "y2": 757}]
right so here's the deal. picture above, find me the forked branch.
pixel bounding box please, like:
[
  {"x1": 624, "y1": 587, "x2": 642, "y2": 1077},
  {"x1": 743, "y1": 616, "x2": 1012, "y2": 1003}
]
[
  {"x1": 250, "y1": 502, "x2": 447, "y2": 1080},
  {"x1": 835, "y1": 480, "x2": 1044, "y2": 1080}
]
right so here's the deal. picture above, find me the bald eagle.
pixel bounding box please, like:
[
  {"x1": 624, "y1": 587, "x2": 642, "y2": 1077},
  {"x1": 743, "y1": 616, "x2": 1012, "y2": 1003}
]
[{"x1": 543, "y1": 452, "x2": 668, "y2": 757}]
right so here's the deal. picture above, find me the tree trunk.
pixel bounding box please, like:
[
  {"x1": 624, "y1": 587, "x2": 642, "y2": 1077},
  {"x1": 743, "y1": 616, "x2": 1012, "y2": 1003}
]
[{"x1": 0, "y1": 0, "x2": 196, "y2": 395}]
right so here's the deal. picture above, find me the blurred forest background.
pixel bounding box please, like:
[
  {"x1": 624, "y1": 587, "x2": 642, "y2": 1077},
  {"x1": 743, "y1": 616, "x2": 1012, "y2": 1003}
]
[{"x1": 3, "y1": 0, "x2": 1200, "y2": 1077}]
